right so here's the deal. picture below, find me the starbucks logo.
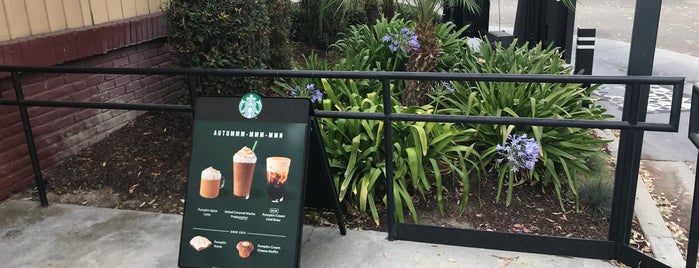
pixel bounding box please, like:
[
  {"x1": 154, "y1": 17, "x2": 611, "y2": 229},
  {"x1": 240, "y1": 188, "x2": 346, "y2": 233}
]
[{"x1": 239, "y1": 93, "x2": 262, "y2": 119}]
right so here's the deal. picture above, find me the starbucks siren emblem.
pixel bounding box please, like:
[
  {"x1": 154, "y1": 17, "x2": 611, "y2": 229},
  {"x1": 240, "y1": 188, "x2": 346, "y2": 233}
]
[{"x1": 239, "y1": 93, "x2": 262, "y2": 119}]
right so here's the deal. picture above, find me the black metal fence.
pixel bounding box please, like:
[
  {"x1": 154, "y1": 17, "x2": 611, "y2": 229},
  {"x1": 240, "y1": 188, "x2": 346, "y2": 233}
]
[{"x1": 0, "y1": 65, "x2": 691, "y2": 267}]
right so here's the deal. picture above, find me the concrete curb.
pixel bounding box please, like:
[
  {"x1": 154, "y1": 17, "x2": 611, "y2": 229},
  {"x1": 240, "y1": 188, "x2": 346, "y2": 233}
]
[{"x1": 597, "y1": 129, "x2": 685, "y2": 267}]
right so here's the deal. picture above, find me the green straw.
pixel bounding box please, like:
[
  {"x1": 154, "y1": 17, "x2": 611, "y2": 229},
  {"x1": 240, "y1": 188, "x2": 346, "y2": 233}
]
[{"x1": 251, "y1": 140, "x2": 258, "y2": 151}]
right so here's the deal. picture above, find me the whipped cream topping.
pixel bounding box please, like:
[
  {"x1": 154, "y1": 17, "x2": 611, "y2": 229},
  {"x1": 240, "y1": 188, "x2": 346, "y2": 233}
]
[
  {"x1": 233, "y1": 146, "x2": 257, "y2": 163},
  {"x1": 201, "y1": 166, "x2": 221, "y2": 180}
]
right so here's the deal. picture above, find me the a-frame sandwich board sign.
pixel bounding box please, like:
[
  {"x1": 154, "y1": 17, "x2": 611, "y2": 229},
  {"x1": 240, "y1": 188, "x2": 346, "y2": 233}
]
[{"x1": 178, "y1": 95, "x2": 345, "y2": 268}]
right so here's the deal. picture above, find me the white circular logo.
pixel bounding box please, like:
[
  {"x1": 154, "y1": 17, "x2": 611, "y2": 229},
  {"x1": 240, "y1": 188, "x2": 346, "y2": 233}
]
[{"x1": 239, "y1": 93, "x2": 262, "y2": 119}]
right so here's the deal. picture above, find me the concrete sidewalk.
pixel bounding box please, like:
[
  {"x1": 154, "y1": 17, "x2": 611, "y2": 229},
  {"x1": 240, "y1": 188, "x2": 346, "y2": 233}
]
[{"x1": 0, "y1": 200, "x2": 618, "y2": 268}]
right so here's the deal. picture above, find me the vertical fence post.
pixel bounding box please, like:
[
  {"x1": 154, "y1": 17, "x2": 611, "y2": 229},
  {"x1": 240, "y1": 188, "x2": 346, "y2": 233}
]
[
  {"x1": 685, "y1": 84, "x2": 699, "y2": 268},
  {"x1": 609, "y1": 82, "x2": 649, "y2": 255},
  {"x1": 12, "y1": 72, "x2": 48, "y2": 207},
  {"x1": 187, "y1": 74, "x2": 197, "y2": 109},
  {"x1": 382, "y1": 78, "x2": 395, "y2": 240},
  {"x1": 575, "y1": 28, "x2": 595, "y2": 88}
]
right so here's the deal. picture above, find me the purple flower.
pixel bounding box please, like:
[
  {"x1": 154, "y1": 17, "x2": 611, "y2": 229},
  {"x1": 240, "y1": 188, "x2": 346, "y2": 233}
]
[
  {"x1": 382, "y1": 34, "x2": 391, "y2": 43},
  {"x1": 311, "y1": 89, "x2": 323, "y2": 103},
  {"x1": 382, "y1": 28, "x2": 420, "y2": 54},
  {"x1": 496, "y1": 133, "x2": 540, "y2": 172},
  {"x1": 441, "y1": 81, "x2": 455, "y2": 93},
  {"x1": 289, "y1": 83, "x2": 323, "y2": 104}
]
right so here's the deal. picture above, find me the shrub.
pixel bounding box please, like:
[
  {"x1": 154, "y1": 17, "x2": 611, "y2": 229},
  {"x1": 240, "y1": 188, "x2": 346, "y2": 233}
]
[
  {"x1": 439, "y1": 39, "x2": 613, "y2": 209},
  {"x1": 578, "y1": 153, "x2": 614, "y2": 218},
  {"x1": 276, "y1": 54, "x2": 480, "y2": 225},
  {"x1": 296, "y1": 0, "x2": 365, "y2": 48},
  {"x1": 165, "y1": 0, "x2": 270, "y2": 95},
  {"x1": 267, "y1": 0, "x2": 294, "y2": 70}
]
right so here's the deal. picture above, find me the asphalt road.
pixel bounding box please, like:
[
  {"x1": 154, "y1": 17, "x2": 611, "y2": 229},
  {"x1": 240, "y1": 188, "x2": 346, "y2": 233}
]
[{"x1": 489, "y1": 0, "x2": 699, "y2": 57}]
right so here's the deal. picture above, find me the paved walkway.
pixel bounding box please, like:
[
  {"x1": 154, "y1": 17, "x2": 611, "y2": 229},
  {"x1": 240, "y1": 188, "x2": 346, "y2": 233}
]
[{"x1": 0, "y1": 200, "x2": 618, "y2": 268}]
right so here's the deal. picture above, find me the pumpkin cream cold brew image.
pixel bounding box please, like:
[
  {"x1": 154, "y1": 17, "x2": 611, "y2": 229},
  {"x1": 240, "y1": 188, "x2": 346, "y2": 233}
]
[
  {"x1": 233, "y1": 146, "x2": 256, "y2": 199},
  {"x1": 199, "y1": 166, "x2": 223, "y2": 199},
  {"x1": 266, "y1": 157, "x2": 291, "y2": 203}
]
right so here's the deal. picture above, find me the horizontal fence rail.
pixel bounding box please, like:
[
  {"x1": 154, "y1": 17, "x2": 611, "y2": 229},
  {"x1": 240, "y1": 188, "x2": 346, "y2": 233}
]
[{"x1": 0, "y1": 65, "x2": 689, "y2": 267}]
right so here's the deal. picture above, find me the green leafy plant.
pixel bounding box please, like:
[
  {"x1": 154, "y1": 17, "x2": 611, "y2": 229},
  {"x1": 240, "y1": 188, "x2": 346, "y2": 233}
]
[
  {"x1": 296, "y1": 0, "x2": 365, "y2": 47},
  {"x1": 276, "y1": 54, "x2": 480, "y2": 224},
  {"x1": 165, "y1": 0, "x2": 271, "y2": 95},
  {"x1": 267, "y1": 0, "x2": 294, "y2": 70},
  {"x1": 577, "y1": 153, "x2": 614, "y2": 218},
  {"x1": 440, "y1": 39, "x2": 612, "y2": 210}
]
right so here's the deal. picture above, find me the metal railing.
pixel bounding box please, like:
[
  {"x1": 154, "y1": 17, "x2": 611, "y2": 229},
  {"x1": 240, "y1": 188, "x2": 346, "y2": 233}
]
[{"x1": 0, "y1": 65, "x2": 689, "y2": 267}]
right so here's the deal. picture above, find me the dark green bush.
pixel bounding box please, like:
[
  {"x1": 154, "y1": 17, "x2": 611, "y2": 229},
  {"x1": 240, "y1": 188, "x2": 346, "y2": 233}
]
[
  {"x1": 267, "y1": 0, "x2": 293, "y2": 70},
  {"x1": 295, "y1": 0, "x2": 366, "y2": 48},
  {"x1": 165, "y1": 0, "x2": 270, "y2": 95}
]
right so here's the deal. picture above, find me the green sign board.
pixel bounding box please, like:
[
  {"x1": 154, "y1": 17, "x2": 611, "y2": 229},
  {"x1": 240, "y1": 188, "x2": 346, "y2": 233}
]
[{"x1": 179, "y1": 95, "x2": 313, "y2": 268}]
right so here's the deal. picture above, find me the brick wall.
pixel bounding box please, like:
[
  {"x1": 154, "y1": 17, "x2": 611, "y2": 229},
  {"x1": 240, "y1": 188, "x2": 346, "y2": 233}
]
[{"x1": 0, "y1": 15, "x2": 184, "y2": 200}]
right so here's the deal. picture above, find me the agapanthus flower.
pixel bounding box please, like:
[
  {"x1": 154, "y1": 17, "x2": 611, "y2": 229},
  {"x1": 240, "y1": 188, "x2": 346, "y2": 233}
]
[
  {"x1": 382, "y1": 28, "x2": 420, "y2": 53},
  {"x1": 441, "y1": 81, "x2": 455, "y2": 93},
  {"x1": 289, "y1": 83, "x2": 323, "y2": 104},
  {"x1": 496, "y1": 134, "x2": 540, "y2": 172}
]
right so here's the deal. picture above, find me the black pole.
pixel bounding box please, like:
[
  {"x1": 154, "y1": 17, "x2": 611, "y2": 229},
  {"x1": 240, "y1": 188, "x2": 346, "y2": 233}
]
[
  {"x1": 686, "y1": 84, "x2": 699, "y2": 268},
  {"x1": 574, "y1": 28, "x2": 596, "y2": 77},
  {"x1": 687, "y1": 153, "x2": 699, "y2": 267},
  {"x1": 611, "y1": 1, "x2": 662, "y2": 260},
  {"x1": 12, "y1": 72, "x2": 49, "y2": 207},
  {"x1": 187, "y1": 74, "x2": 198, "y2": 109},
  {"x1": 383, "y1": 78, "x2": 396, "y2": 240}
]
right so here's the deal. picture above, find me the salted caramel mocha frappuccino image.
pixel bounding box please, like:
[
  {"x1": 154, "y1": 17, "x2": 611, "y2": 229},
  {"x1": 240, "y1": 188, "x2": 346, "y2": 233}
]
[{"x1": 233, "y1": 146, "x2": 256, "y2": 199}]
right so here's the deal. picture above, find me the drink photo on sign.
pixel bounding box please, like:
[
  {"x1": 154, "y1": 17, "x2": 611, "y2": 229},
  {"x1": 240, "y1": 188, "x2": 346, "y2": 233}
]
[
  {"x1": 266, "y1": 157, "x2": 291, "y2": 203},
  {"x1": 233, "y1": 146, "x2": 257, "y2": 199}
]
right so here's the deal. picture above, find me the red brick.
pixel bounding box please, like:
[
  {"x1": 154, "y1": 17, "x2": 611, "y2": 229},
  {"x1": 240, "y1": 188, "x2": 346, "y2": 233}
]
[
  {"x1": 97, "y1": 80, "x2": 116, "y2": 92},
  {"x1": 133, "y1": 86, "x2": 150, "y2": 99},
  {"x1": 61, "y1": 32, "x2": 80, "y2": 62},
  {"x1": 64, "y1": 73, "x2": 88, "y2": 84},
  {"x1": 146, "y1": 16, "x2": 154, "y2": 40},
  {"x1": 113, "y1": 57, "x2": 130, "y2": 68},
  {"x1": 70, "y1": 86, "x2": 97, "y2": 101},
  {"x1": 144, "y1": 47, "x2": 159, "y2": 59},
  {"x1": 113, "y1": 22, "x2": 127, "y2": 49},
  {"x1": 128, "y1": 52, "x2": 145, "y2": 64},
  {"x1": 125, "y1": 80, "x2": 143, "y2": 93},
  {"x1": 21, "y1": 82, "x2": 46, "y2": 98},
  {"x1": 143, "y1": 91, "x2": 165, "y2": 103},
  {"x1": 10, "y1": 165, "x2": 33, "y2": 185},
  {"x1": 36, "y1": 143, "x2": 59, "y2": 161},
  {"x1": 31, "y1": 121, "x2": 55, "y2": 137},
  {"x1": 136, "y1": 58, "x2": 153, "y2": 68},
  {"x1": 114, "y1": 75, "x2": 132, "y2": 87},
  {"x1": 32, "y1": 84, "x2": 73, "y2": 101},
  {"x1": 0, "y1": 177, "x2": 12, "y2": 192},
  {"x1": 3, "y1": 42, "x2": 24, "y2": 65},
  {"x1": 72, "y1": 109, "x2": 95, "y2": 122},
  {"x1": 107, "y1": 86, "x2": 127, "y2": 99},
  {"x1": 0, "y1": 132, "x2": 24, "y2": 151},
  {"x1": 28, "y1": 108, "x2": 62, "y2": 126},
  {"x1": 44, "y1": 74, "x2": 64, "y2": 89},
  {"x1": 0, "y1": 120, "x2": 21, "y2": 138},
  {"x1": 86, "y1": 74, "x2": 106, "y2": 87},
  {"x1": 0, "y1": 110, "x2": 21, "y2": 126}
]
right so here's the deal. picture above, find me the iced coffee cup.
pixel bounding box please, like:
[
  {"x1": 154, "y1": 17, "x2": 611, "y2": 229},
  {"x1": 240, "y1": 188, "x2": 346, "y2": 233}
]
[
  {"x1": 199, "y1": 166, "x2": 223, "y2": 199},
  {"x1": 233, "y1": 146, "x2": 256, "y2": 199},
  {"x1": 266, "y1": 157, "x2": 291, "y2": 203}
]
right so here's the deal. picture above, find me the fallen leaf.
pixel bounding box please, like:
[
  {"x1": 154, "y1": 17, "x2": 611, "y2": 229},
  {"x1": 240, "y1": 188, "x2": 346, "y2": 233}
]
[{"x1": 129, "y1": 184, "x2": 139, "y2": 193}]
